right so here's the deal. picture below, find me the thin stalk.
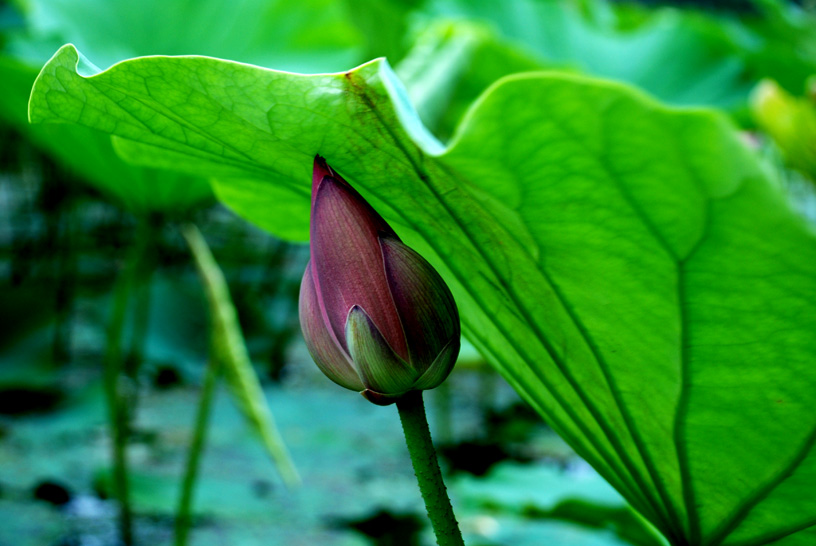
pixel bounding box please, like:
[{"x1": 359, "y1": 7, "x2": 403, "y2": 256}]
[
  {"x1": 396, "y1": 391, "x2": 465, "y2": 546},
  {"x1": 182, "y1": 223, "x2": 300, "y2": 487},
  {"x1": 123, "y1": 220, "x2": 156, "y2": 468},
  {"x1": 174, "y1": 354, "x2": 220, "y2": 546},
  {"x1": 103, "y1": 220, "x2": 151, "y2": 546}
]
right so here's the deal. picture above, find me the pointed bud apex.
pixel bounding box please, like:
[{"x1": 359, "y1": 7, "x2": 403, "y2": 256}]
[{"x1": 299, "y1": 156, "x2": 460, "y2": 405}]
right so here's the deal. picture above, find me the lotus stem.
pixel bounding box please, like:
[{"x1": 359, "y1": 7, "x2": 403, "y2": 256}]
[
  {"x1": 103, "y1": 219, "x2": 151, "y2": 545},
  {"x1": 396, "y1": 390, "x2": 465, "y2": 546},
  {"x1": 174, "y1": 353, "x2": 220, "y2": 546},
  {"x1": 125, "y1": 218, "x2": 157, "y2": 378}
]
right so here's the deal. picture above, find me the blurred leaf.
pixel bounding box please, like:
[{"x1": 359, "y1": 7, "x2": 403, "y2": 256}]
[
  {"x1": 94, "y1": 468, "x2": 281, "y2": 519},
  {"x1": 339, "y1": 0, "x2": 420, "y2": 65},
  {"x1": 454, "y1": 461, "x2": 664, "y2": 546},
  {"x1": 457, "y1": 462, "x2": 624, "y2": 512},
  {"x1": 395, "y1": 20, "x2": 548, "y2": 141},
  {"x1": 424, "y1": 0, "x2": 753, "y2": 109},
  {"x1": 751, "y1": 79, "x2": 816, "y2": 180},
  {"x1": 29, "y1": 45, "x2": 816, "y2": 545},
  {"x1": 411, "y1": 0, "x2": 816, "y2": 125},
  {"x1": 731, "y1": 0, "x2": 816, "y2": 96},
  {"x1": 0, "y1": 57, "x2": 211, "y2": 214},
  {"x1": 0, "y1": 0, "x2": 385, "y2": 213},
  {"x1": 7, "y1": 0, "x2": 363, "y2": 71},
  {"x1": 468, "y1": 515, "x2": 649, "y2": 546},
  {"x1": 183, "y1": 224, "x2": 299, "y2": 487}
]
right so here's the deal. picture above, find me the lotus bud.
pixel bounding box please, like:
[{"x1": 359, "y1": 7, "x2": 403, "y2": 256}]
[{"x1": 299, "y1": 156, "x2": 460, "y2": 406}]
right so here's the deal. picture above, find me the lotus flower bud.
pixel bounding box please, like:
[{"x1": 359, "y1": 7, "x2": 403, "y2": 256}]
[{"x1": 299, "y1": 156, "x2": 460, "y2": 405}]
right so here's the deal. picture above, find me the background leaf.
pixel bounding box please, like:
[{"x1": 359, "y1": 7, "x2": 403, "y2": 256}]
[
  {"x1": 394, "y1": 20, "x2": 549, "y2": 141},
  {"x1": 0, "y1": 57, "x2": 211, "y2": 213},
  {"x1": 751, "y1": 79, "x2": 816, "y2": 181},
  {"x1": 0, "y1": 0, "x2": 390, "y2": 213},
  {"x1": 422, "y1": 0, "x2": 753, "y2": 109},
  {"x1": 454, "y1": 461, "x2": 665, "y2": 546},
  {"x1": 6, "y1": 0, "x2": 364, "y2": 71},
  {"x1": 395, "y1": 0, "x2": 816, "y2": 139},
  {"x1": 29, "y1": 44, "x2": 816, "y2": 545}
]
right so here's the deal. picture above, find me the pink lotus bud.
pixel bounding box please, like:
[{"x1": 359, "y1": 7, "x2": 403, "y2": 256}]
[{"x1": 299, "y1": 156, "x2": 460, "y2": 405}]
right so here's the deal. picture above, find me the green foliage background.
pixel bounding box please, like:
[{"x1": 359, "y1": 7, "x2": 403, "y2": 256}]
[{"x1": 5, "y1": 0, "x2": 816, "y2": 544}]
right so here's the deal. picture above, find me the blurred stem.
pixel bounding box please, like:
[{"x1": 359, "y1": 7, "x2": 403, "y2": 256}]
[
  {"x1": 181, "y1": 224, "x2": 300, "y2": 487},
  {"x1": 123, "y1": 219, "x2": 157, "y2": 457},
  {"x1": 103, "y1": 218, "x2": 152, "y2": 546},
  {"x1": 396, "y1": 391, "x2": 465, "y2": 546},
  {"x1": 174, "y1": 353, "x2": 220, "y2": 546}
]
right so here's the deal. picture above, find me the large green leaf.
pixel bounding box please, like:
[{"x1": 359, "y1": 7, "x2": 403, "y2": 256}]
[
  {"x1": 29, "y1": 44, "x2": 816, "y2": 545},
  {"x1": 0, "y1": 57, "x2": 211, "y2": 213},
  {"x1": 0, "y1": 0, "x2": 383, "y2": 213}
]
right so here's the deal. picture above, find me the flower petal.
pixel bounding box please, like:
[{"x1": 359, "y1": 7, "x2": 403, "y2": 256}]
[
  {"x1": 310, "y1": 160, "x2": 408, "y2": 360},
  {"x1": 380, "y1": 236, "x2": 460, "y2": 370},
  {"x1": 299, "y1": 263, "x2": 363, "y2": 391},
  {"x1": 411, "y1": 337, "x2": 460, "y2": 391},
  {"x1": 345, "y1": 305, "x2": 415, "y2": 395}
]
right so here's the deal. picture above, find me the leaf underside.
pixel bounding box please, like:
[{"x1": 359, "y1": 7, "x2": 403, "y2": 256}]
[
  {"x1": 0, "y1": 58, "x2": 212, "y2": 214},
  {"x1": 29, "y1": 44, "x2": 816, "y2": 545}
]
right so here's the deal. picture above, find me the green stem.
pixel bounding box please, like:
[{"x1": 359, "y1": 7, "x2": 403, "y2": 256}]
[
  {"x1": 104, "y1": 220, "x2": 151, "y2": 546},
  {"x1": 396, "y1": 391, "x2": 465, "y2": 546},
  {"x1": 182, "y1": 224, "x2": 300, "y2": 488},
  {"x1": 174, "y1": 355, "x2": 220, "y2": 546}
]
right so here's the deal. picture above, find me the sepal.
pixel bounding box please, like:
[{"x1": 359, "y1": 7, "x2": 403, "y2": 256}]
[
  {"x1": 345, "y1": 305, "x2": 415, "y2": 395},
  {"x1": 411, "y1": 337, "x2": 459, "y2": 391}
]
